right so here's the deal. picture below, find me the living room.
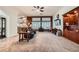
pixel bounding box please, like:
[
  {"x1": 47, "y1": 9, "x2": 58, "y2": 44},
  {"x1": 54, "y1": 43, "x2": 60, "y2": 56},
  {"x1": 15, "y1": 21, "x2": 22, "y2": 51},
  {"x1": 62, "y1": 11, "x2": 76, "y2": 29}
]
[{"x1": 0, "y1": 6, "x2": 79, "y2": 52}]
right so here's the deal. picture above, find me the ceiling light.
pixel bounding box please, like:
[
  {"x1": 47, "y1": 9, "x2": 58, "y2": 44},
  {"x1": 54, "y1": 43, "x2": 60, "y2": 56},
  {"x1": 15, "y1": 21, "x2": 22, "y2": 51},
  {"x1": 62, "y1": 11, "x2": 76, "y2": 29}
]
[
  {"x1": 36, "y1": 9, "x2": 40, "y2": 12},
  {"x1": 74, "y1": 11, "x2": 77, "y2": 13},
  {"x1": 67, "y1": 14, "x2": 70, "y2": 16}
]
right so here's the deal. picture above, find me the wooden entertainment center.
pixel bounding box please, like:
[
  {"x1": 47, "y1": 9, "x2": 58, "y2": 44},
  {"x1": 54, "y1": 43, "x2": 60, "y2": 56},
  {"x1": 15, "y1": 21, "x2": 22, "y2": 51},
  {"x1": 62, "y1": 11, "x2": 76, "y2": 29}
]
[{"x1": 63, "y1": 7, "x2": 79, "y2": 44}]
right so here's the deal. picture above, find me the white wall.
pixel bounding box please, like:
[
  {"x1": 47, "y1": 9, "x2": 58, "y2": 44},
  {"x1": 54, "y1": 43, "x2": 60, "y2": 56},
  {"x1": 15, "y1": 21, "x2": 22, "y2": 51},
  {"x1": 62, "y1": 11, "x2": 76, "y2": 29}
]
[
  {"x1": 0, "y1": 10, "x2": 10, "y2": 37},
  {"x1": 53, "y1": 6, "x2": 77, "y2": 32},
  {"x1": 0, "y1": 7, "x2": 20, "y2": 37},
  {"x1": 8, "y1": 14, "x2": 18, "y2": 37}
]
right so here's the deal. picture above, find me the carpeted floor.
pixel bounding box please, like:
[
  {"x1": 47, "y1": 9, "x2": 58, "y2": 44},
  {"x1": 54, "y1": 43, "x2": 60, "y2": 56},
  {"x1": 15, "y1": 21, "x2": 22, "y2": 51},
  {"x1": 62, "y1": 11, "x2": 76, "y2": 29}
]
[{"x1": 0, "y1": 32, "x2": 79, "y2": 52}]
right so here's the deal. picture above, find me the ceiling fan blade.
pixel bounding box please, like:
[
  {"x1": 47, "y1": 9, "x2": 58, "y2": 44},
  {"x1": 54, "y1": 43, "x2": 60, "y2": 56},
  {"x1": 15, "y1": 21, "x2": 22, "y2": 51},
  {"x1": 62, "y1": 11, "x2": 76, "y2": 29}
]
[
  {"x1": 37, "y1": 6, "x2": 40, "y2": 9},
  {"x1": 40, "y1": 10, "x2": 44, "y2": 12},
  {"x1": 40, "y1": 7, "x2": 44, "y2": 9},
  {"x1": 33, "y1": 6, "x2": 36, "y2": 8}
]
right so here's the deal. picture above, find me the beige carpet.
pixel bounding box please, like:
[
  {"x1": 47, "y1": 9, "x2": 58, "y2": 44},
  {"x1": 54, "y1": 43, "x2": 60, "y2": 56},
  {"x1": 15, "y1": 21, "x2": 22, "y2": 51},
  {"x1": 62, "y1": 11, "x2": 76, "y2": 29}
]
[{"x1": 0, "y1": 32, "x2": 79, "y2": 52}]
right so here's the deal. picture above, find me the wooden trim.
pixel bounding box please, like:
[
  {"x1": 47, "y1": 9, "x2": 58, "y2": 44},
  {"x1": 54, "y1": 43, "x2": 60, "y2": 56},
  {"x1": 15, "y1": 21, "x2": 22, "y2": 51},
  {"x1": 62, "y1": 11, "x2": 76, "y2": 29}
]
[
  {"x1": 50, "y1": 16, "x2": 53, "y2": 31},
  {"x1": 27, "y1": 16, "x2": 52, "y2": 18},
  {"x1": 27, "y1": 16, "x2": 53, "y2": 31}
]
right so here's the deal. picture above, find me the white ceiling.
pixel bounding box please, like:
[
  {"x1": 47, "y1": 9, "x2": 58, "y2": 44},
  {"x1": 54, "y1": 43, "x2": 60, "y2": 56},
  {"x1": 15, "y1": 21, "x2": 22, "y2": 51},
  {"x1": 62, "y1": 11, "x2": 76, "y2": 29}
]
[
  {"x1": 0, "y1": 6, "x2": 63, "y2": 16},
  {"x1": 15, "y1": 6, "x2": 63, "y2": 16}
]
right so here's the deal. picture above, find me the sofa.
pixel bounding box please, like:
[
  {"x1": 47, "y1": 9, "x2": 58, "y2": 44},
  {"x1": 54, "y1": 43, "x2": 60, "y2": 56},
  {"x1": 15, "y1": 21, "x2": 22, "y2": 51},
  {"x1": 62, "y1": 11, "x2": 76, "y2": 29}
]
[{"x1": 24, "y1": 29, "x2": 36, "y2": 42}]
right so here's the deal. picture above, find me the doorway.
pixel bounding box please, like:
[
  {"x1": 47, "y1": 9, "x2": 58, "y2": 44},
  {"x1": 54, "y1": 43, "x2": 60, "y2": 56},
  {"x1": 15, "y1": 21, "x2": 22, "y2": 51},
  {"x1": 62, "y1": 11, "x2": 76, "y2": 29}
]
[{"x1": 0, "y1": 17, "x2": 6, "y2": 38}]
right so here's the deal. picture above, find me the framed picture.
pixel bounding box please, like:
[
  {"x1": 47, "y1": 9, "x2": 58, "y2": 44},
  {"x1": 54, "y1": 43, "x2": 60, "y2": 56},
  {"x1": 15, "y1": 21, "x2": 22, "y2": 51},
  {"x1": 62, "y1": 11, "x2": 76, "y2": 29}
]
[{"x1": 54, "y1": 14, "x2": 61, "y2": 26}]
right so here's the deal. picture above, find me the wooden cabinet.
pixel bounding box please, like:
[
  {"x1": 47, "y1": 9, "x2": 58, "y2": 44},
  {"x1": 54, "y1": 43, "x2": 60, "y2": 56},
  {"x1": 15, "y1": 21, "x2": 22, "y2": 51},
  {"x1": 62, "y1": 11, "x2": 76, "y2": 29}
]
[
  {"x1": 63, "y1": 7, "x2": 79, "y2": 44},
  {"x1": 63, "y1": 29, "x2": 79, "y2": 44}
]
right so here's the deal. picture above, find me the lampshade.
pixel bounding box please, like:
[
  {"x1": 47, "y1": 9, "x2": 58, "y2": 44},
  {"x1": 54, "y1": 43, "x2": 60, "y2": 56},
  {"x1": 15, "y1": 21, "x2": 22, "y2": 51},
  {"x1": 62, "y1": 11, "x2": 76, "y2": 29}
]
[{"x1": 17, "y1": 19, "x2": 24, "y2": 24}]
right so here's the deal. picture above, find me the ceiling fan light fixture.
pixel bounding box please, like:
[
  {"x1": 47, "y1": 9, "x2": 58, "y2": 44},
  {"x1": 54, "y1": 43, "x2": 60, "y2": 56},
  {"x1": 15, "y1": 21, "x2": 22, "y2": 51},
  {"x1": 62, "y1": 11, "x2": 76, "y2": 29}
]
[{"x1": 33, "y1": 6, "x2": 44, "y2": 13}]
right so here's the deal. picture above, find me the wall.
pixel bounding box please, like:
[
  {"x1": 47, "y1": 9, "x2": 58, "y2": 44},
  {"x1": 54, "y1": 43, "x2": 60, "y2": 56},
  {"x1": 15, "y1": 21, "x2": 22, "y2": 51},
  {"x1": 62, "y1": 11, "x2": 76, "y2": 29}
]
[
  {"x1": 53, "y1": 6, "x2": 77, "y2": 32},
  {"x1": 0, "y1": 10, "x2": 10, "y2": 37},
  {"x1": 8, "y1": 14, "x2": 18, "y2": 37},
  {"x1": 0, "y1": 7, "x2": 20, "y2": 37}
]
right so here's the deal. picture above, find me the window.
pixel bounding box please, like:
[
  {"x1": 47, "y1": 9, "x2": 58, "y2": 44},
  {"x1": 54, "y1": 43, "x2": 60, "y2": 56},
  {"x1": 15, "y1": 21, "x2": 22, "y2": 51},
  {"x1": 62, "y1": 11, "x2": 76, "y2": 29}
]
[
  {"x1": 42, "y1": 18, "x2": 51, "y2": 29},
  {"x1": 32, "y1": 17, "x2": 51, "y2": 30},
  {"x1": 32, "y1": 18, "x2": 40, "y2": 29},
  {"x1": 42, "y1": 22, "x2": 50, "y2": 29},
  {"x1": 32, "y1": 22, "x2": 40, "y2": 29}
]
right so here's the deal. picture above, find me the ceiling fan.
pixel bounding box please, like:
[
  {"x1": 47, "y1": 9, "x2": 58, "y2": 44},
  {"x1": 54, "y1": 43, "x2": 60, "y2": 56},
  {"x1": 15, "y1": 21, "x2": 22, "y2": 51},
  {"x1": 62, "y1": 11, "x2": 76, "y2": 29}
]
[{"x1": 33, "y1": 6, "x2": 44, "y2": 12}]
